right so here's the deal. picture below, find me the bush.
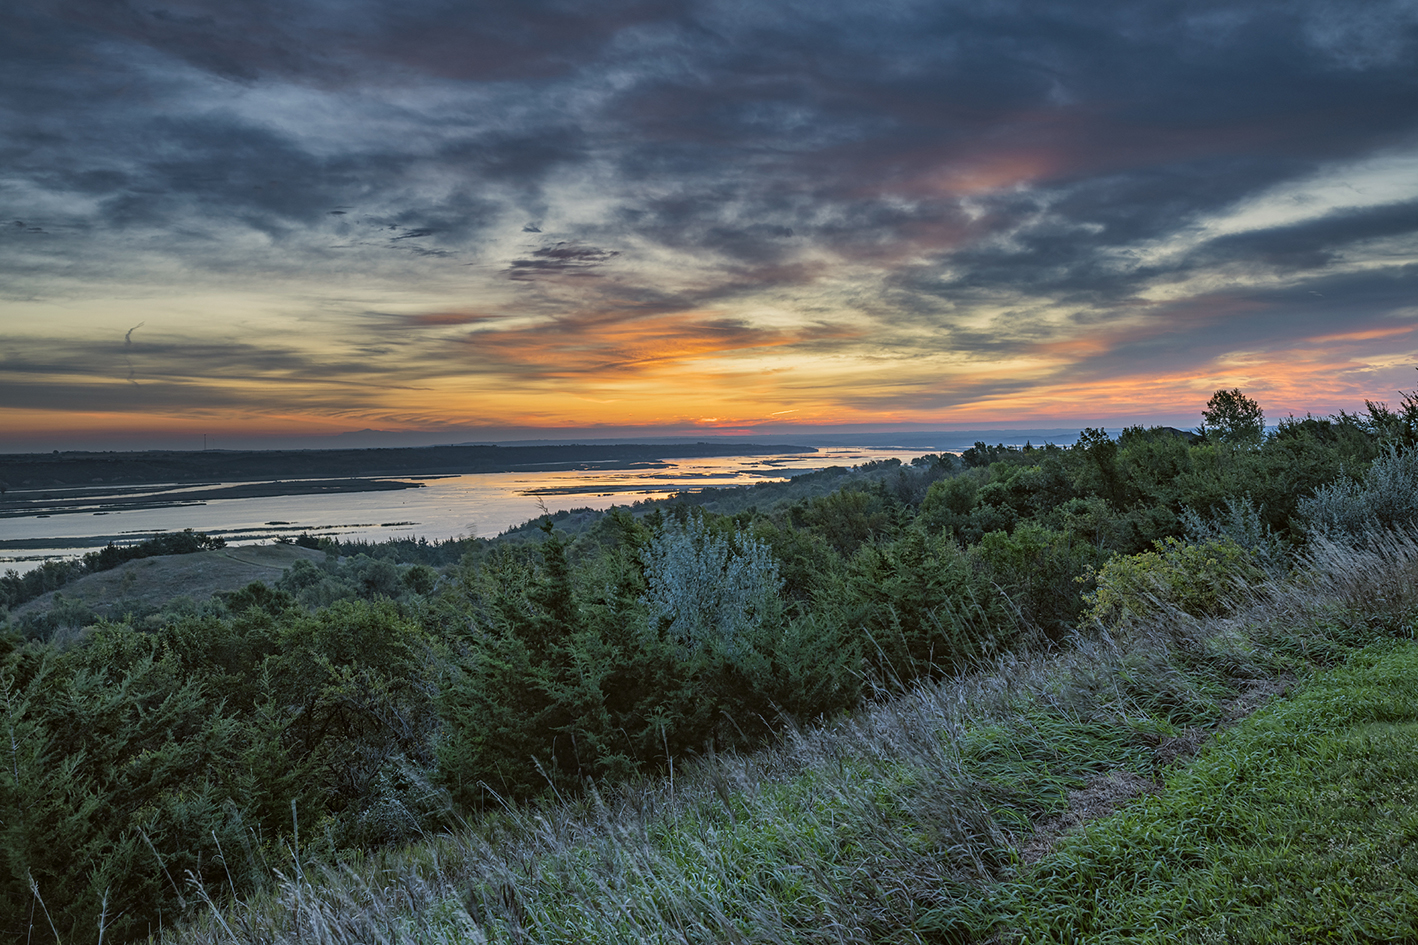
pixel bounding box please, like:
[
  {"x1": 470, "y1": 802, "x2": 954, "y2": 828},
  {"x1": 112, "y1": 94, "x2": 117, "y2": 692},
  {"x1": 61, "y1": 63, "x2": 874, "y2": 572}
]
[
  {"x1": 825, "y1": 528, "x2": 1011, "y2": 686},
  {"x1": 13, "y1": 592, "x2": 96, "y2": 641},
  {"x1": 0, "y1": 628, "x2": 254, "y2": 942},
  {"x1": 641, "y1": 513, "x2": 784, "y2": 653},
  {"x1": 0, "y1": 560, "x2": 86, "y2": 611},
  {"x1": 1299, "y1": 445, "x2": 1418, "y2": 540},
  {"x1": 81, "y1": 529, "x2": 225, "y2": 572},
  {"x1": 1180, "y1": 495, "x2": 1289, "y2": 573},
  {"x1": 267, "y1": 600, "x2": 442, "y2": 827},
  {"x1": 971, "y1": 523, "x2": 1105, "y2": 639},
  {"x1": 1085, "y1": 537, "x2": 1266, "y2": 627}
]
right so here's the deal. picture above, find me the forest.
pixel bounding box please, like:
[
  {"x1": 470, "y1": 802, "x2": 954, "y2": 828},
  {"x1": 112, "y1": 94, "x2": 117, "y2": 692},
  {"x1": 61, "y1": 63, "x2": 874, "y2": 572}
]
[{"x1": 5, "y1": 388, "x2": 1418, "y2": 942}]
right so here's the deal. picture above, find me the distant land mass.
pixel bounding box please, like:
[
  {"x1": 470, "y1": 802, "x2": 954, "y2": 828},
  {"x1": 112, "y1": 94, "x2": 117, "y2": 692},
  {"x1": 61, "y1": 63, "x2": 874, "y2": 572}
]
[{"x1": 0, "y1": 442, "x2": 819, "y2": 490}]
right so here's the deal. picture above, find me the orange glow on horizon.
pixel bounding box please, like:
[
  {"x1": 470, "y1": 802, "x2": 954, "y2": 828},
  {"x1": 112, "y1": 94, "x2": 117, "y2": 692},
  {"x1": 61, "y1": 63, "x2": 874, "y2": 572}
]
[
  {"x1": 450, "y1": 312, "x2": 865, "y2": 378},
  {"x1": 5, "y1": 301, "x2": 1416, "y2": 448}
]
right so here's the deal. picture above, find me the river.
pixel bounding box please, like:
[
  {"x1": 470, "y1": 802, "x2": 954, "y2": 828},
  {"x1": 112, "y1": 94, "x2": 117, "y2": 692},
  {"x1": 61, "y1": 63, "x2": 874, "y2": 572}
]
[{"x1": 1, "y1": 447, "x2": 929, "y2": 572}]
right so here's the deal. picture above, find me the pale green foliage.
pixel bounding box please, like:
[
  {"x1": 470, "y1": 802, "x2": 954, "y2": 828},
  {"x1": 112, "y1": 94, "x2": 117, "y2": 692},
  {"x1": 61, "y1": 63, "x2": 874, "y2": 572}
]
[
  {"x1": 1085, "y1": 536, "x2": 1266, "y2": 626},
  {"x1": 1180, "y1": 495, "x2": 1288, "y2": 572},
  {"x1": 640, "y1": 513, "x2": 784, "y2": 652},
  {"x1": 1300, "y1": 443, "x2": 1418, "y2": 539}
]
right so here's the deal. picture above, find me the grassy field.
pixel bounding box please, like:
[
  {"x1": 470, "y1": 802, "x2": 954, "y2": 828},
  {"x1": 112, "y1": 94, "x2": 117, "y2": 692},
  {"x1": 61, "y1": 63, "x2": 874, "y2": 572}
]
[{"x1": 163, "y1": 532, "x2": 1418, "y2": 945}]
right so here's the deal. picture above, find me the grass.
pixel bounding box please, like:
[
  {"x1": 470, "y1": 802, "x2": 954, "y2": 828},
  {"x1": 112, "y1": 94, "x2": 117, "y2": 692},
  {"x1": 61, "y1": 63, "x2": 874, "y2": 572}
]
[
  {"x1": 995, "y1": 640, "x2": 1418, "y2": 943},
  {"x1": 7, "y1": 543, "x2": 325, "y2": 624},
  {"x1": 165, "y1": 531, "x2": 1418, "y2": 945}
]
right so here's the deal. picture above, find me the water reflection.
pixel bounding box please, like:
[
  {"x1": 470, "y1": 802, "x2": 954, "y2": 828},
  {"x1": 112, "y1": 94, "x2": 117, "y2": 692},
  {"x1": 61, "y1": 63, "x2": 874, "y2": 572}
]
[{"x1": 1, "y1": 448, "x2": 927, "y2": 572}]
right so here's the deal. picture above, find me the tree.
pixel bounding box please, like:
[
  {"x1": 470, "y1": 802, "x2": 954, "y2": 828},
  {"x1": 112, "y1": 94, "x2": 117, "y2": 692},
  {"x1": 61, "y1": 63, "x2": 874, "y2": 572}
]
[{"x1": 1201, "y1": 389, "x2": 1264, "y2": 444}]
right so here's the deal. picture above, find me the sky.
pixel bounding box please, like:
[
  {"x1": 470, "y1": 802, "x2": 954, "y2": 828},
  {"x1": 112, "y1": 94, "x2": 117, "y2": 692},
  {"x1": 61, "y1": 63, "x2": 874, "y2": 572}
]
[{"x1": 3, "y1": 0, "x2": 1418, "y2": 451}]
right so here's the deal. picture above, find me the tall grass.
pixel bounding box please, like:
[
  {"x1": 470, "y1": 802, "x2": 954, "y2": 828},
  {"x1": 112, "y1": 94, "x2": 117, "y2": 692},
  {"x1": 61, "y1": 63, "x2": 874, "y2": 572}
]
[{"x1": 167, "y1": 529, "x2": 1418, "y2": 945}]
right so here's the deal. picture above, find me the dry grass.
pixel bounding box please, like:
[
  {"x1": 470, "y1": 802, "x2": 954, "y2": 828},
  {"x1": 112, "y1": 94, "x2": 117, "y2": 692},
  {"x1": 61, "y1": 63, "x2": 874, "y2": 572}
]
[{"x1": 166, "y1": 530, "x2": 1418, "y2": 945}]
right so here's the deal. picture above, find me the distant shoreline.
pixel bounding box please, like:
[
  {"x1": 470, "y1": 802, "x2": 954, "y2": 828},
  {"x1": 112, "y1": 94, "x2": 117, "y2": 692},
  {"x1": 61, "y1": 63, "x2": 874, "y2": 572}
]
[
  {"x1": 0, "y1": 476, "x2": 427, "y2": 521},
  {"x1": 0, "y1": 443, "x2": 920, "y2": 569},
  {"x1": 0, "y1": 441, "x2": 816, "y2": 491}
]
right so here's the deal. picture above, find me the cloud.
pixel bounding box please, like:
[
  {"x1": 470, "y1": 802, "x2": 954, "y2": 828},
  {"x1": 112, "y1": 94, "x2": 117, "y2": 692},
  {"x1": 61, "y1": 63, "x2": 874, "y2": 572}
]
[
  {"x1": 5, "y1": 0, "x2": 1418, "y2": 437},
  {"x1": 442, "y1": 310, "x2": 861, "y2": 379},
  {"x1": 506, "y1": 243, "x2": 621, "y2": 280}
]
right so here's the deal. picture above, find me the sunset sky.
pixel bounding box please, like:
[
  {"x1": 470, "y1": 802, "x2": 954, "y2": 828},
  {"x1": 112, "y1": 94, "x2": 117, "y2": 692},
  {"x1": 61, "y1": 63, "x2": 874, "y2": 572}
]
[{"x1": 3, "y1": 0, "x2": 1418, "y2": 450}]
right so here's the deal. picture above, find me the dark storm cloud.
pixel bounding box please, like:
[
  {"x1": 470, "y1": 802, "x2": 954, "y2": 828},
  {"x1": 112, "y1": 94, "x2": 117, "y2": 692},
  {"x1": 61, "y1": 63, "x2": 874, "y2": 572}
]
[
  {"x1": 92, "y1": 117, "x2": 346, "y2": 230},
  {"x1": 871, "y1": 170, "x2": 1418, "y2": 337},
  {"x1": 9, "y1": 0, "x2": 1418, "y2": 262},
  {"x1": 1188, "y1": 201, "x2": 1418, "y2": 273},
  {"x1": 0, "y1": 333, "x2": 384, "y2": 383},
  {"x1": 1072, "y1": 265, "x2": 1418, "y2": 378}
]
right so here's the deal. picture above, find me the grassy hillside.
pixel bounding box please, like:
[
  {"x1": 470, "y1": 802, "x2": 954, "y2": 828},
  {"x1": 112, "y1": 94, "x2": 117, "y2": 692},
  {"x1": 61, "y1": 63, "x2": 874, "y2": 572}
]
[
  {"x1": 163, "y1": 531, "x2": 1418, "y2": 944},
  {"x1": 999, "y1": 638, "x2": 1418, "y2": 941},
  {"x1": 8, "y1": 543, "x2": 326, "y2": 624}
]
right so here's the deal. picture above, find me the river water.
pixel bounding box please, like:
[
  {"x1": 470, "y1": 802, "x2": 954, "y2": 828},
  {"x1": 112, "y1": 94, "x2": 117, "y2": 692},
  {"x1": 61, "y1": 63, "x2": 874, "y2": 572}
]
[{"x1": 1, "y1": 447, "x2": 928, "y2": 572}]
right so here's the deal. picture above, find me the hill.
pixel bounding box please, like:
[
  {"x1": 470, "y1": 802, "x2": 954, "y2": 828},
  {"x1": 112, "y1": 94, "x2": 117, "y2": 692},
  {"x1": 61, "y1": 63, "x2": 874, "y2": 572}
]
[
  {"x1": 6, "y1": 406, "x2": 1418, "y2": 942},
  {"x1": 7, "y1": 543, "x2": 325, "y2": 624}
]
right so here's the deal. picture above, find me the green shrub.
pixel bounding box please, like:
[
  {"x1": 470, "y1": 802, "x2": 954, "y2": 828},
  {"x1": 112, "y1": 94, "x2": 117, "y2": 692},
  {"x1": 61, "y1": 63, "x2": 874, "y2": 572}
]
[
  {"x1": 824, "y1": 528, "x2": 1011, "y2": 686},
  {"x1": 266, "y1": 599, "x2": 442, "y2": 835},
  {"x1": 1300, "y1": 443, "x2": 1418, "y2": 539},
  {"x1": 0, "y1": 628, "x2": 254, "y2": 942},
  {"x1": 1085, "y1": 537, "x2": 1265, "y2": 626},
  {"x1": 971, "y1": 523, "x2": 1105, "y2": 639}
]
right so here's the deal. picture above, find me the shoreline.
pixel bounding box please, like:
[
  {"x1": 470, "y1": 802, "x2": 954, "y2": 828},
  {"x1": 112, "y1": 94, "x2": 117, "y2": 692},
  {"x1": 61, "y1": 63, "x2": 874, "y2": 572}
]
[
  {"x1": 0, "y1": 477, "x2": 426, "y2": 520},
  {"x1": 0, "y1": 442, "x2": 816, "y2": 490}
]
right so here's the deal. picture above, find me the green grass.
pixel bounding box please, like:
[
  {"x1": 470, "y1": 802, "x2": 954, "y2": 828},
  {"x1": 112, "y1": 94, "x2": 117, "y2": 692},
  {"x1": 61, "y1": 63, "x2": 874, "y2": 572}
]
[{"x1": 994, "y1": 640, "x2": 1418, "y2": 943}]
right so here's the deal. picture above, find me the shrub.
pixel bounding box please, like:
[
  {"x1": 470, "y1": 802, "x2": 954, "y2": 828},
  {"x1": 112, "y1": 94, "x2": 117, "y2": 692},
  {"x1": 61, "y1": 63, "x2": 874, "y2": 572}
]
[
  {"x1": 1180, "y1": 494, "x2": 1289, "y2": 573},
  {"x1": 266, "y1": 600, "x2": 443, "y2": 836},
  {"x1": 826, "y1": 528, "x2": 1011, "y2": 686},
  {"x1": 347, "y1": 554, "x2": 404, "y2": 600},
  {"x1": 1299, "y1": 444, "x2": 1418, "y2": 540},
  {"x1": 640, "y1": 513, "x2": 784, "y2": 654},
  {"x1": 1085, "y1": 537, "x2": 1266, "y2": 627},
  {"x1": 972, "y1": 523, "x2": 1105, "y2": 639},
  {"x1": 13, "y1": 592, "x2": 96, "y2": 641},
  {"x1": 795, "y1": 486, "x2": 897, "y2": 557},
  {"x1": 0, "y1": 628, "x2": 254, "y2": 942},
  {"x1": 403, "y1": 563, "x2": 439, "y2": 595},
  {"x1": 276, "y1": 556, "x2": 358, "y2": 608}
]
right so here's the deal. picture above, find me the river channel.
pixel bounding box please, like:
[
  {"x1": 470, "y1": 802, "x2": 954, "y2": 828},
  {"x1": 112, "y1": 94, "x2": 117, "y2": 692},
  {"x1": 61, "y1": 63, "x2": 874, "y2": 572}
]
[{"x1": 1, "y1": 447, "x2": 928, "y2": 572}]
